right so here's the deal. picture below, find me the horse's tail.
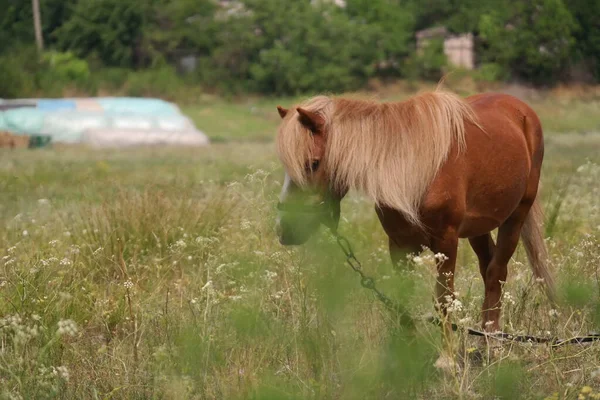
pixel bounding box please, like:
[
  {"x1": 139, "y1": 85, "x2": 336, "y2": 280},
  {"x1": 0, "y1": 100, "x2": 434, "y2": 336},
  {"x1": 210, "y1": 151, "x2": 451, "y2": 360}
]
[{"x1": 521, "y1": 196, "x2": 556, "y2": 302}]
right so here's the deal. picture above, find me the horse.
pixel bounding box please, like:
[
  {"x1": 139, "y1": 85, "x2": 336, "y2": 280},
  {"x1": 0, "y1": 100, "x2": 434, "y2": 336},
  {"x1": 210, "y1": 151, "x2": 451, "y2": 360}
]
[{"x1": 274, "y1": 89, "x2": 556, "y2": 346}]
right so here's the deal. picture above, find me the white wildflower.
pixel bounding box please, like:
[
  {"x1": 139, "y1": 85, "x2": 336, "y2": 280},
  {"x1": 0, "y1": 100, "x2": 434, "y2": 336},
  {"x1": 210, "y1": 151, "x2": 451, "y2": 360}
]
[
  {"x1": 68, "y1": 245, "x2": 80, "y2": 255},
  {"x1": 271, "y1": 290, "x2": 285, "y2": 300},
  {"x1": 59, "y1": 258, "x2": 72, "y2": 266},
  {"x1": 22, "y1": 230, "x2": 28, "y2": 237},
  {"x1": 264, "y1": 270, "x2": 278, "y2": 281},
  {"x1": 57, "y1": 319, "x2": 78, "y2": 337},
  {"x1": 123, "y1": 280, "x2": 134, "y2": 289},
  {"x1": 54, "y1": 366, "x2": 70, "y2": 381},
  {"x1": 503, "y1": 291, "x2": 516, "y2": 306},
  {"x1": 216, "y1": 264, "x2": 227, "y2": 274},
  {"x1": 240, "y1": 220, "x2": 252, "y2": 230},
  {"x1": 434, "y1": 252, "x2": 449, "y2": 262},
  {"x1": 446, "y1": 298, "x2": 463, "y2": 313}
]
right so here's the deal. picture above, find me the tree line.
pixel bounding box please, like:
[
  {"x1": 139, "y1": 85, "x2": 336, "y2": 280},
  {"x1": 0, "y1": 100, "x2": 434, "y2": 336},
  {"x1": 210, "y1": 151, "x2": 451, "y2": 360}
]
[{"x1": 0, "y1": 0, "x2": 599, "y2": 97}]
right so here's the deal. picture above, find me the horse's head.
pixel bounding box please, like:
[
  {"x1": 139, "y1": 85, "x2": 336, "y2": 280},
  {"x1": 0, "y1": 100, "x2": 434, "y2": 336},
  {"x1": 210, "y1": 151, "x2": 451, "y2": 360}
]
[{"x1": 274, "y1": 99, "x2": 345, "y2": 245}]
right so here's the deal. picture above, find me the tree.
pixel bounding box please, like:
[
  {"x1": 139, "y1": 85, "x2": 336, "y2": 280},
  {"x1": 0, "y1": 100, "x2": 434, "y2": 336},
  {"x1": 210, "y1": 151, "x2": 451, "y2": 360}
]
[
  {"x1": 478, "y1": 0, "x2": 577, "y2": 84},
  {"x1": 0, "y1": 0, "x2": 77, "y2": 54},
  {"x1": 144, "y1": 0, "x2": 218, "y2": 63},
  {"x1": 54, "y1": 0, "x2": 147, "y2": 68},
  {"x1": 566, "y1": 0, "x2": 600, "y2": 82},
  {"x1": 207, "y1": 0, "x2": 385, "y2": 94},
  {"x1": 345, "y1": 0, "x2": 415, "y2": 77}
]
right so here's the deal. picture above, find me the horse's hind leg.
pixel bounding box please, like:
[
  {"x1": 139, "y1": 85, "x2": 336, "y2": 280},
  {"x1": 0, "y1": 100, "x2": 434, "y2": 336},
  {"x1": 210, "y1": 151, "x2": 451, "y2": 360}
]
[
  {"x1": 483, "y1": 202, "x2": 532, "y2": 331},
  {"x1": 468, "y1": 234, "x2": 496, "y2": 323},
  {"x1": 469, "y1": 234, "x2": 495, "y2": 279}
]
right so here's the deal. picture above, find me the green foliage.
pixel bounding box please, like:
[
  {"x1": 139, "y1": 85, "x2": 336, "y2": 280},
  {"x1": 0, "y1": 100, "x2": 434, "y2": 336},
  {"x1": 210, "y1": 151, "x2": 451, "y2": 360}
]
[
  {"x1": 205, "y1": 0, "x2": 385, "y2": 94},
  {"x1": 124, "y1": 66, "x2": 186, "y2": 99},
  {"x1": 478, "y1": 0, "x2": 577, "y2": 84},
  {"x1": 36, "y1": 51, "x2": 94, "y2": 96},
  {"x1": 413, "y1": 38, "x2": 447, "y2": 80},
  {"x1": 0, "y1": 50, "x2": 37, "y2": 98},
  {"x1": 54, "y1": 0, "x2": 147, "y2": 67},
  {"x1": 41, "y1": 51, "x2": 90, "y2": 82},
  {"x1": 345, "y1": 0, "x2": 415, "y2": 76},
  {"x1": 145, "y1": 0, "x2": 218, "y2": 64},
  {"x1": 566, "y1": 0, "x2": 600, "y2": 81},
  {"x1": 407, "y1": 0, "x2": 454, "y2": 31},
  {"x1": 482, "y1": 362, "x2": 527, "y2": 399},
  {"x1": 474, "y1": 62, "x2": 507, "y2": 82},
  {"x1": 0, "y1": 48, "x2": 95, "y2": 98},
  {"x1": 1, "y1": 0, "x2": 600, "y2": 95}
]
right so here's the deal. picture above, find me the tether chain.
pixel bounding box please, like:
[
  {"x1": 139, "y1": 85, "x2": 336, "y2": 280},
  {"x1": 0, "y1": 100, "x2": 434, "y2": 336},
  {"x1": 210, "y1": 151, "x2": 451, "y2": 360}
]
[
  {"x1": 334, "y1": 234, "x2": 415, "y2": 328},
  {"x1": 333, "y1": 232, "x2": 600, "y2": 348}
]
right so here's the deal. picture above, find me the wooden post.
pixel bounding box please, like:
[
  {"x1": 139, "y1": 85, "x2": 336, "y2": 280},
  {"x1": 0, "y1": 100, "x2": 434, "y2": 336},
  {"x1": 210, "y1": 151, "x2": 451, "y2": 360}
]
[{"x1": 32, "y1": 0, "x2": 44, "y2": 52}]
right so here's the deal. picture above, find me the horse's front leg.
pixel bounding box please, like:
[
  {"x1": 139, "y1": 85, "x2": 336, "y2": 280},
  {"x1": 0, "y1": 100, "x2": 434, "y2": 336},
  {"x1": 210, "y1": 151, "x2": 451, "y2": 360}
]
[
  {"x1": 388, "y1": 236, "x2": 422, "y2": 270},
  {"x1": 430, "y1": 227, "x2": 459, "y2": 369},
  {"x1": 376, "y1": 205, "x2": 426, "y2": 270}
]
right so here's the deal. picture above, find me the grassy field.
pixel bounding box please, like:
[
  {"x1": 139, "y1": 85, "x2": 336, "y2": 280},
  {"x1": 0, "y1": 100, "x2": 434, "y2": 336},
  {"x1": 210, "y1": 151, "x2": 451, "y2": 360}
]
[
  {"x1": 183, "y1": 83, "x2": 600, "y2": 142},
  {"x1": 1, "y1": 91, "x2": 600, "y2": 399}
]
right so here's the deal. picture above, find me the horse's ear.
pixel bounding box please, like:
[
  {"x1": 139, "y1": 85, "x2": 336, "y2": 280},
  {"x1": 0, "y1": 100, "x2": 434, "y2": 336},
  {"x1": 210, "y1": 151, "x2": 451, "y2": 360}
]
[
  {"x1": 296, "y1": 107, "x2": 324, "y2": 134},
  {"x1": 276, "y1": 106, "x2": 288, "y2": 119}
]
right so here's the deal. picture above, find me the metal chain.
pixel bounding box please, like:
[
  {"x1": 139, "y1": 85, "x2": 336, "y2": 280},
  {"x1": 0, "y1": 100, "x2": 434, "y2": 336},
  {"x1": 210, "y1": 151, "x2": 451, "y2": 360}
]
[
  {"x1": 333, "y1": 232, "x2": 600, "y2": 347},
  {"x1": 334, "y1": 233, "x2": 415, "y2": 328}
]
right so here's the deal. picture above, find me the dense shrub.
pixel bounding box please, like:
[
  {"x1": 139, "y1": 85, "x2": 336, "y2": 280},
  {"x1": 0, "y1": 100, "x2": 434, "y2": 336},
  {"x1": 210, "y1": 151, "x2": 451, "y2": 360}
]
[
  {"x1": 478, "y1": 0, "x2": 577, "y2": 85},
  {"x1": 413, "y1": 38, "x2": 447, "y2": 81},
  {"x1": 124, "y1": 66, "x2": 188, "y2": 99},
  {"x1": 0, "y1": 0, "x2": 597, "y2": 96}
]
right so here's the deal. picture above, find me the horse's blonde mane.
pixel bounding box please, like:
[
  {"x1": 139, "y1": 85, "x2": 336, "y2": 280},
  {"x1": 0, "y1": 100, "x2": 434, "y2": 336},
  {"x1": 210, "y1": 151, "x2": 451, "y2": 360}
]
[{"x1": 276, "y1": 89, "x2": 478, "y2": 226}]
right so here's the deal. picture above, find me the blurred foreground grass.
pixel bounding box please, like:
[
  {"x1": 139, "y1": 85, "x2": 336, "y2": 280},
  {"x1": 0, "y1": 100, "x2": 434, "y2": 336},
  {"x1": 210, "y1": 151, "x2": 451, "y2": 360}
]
[{"x1": 0, "y1": 133, "x2": 599, "y2": 399}]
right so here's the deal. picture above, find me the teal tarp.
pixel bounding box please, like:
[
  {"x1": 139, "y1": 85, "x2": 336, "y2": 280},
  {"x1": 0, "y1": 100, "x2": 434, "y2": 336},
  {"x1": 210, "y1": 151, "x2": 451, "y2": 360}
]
[
  {"x1": 0, "y1": 97, "x2": 208, "y2": 147},
  {"x1": 96, "y1": 98, "x2": 179, "y2": 115},
  {"x1": 0, "y1": 108, "x2": 46, "y2": 135}
]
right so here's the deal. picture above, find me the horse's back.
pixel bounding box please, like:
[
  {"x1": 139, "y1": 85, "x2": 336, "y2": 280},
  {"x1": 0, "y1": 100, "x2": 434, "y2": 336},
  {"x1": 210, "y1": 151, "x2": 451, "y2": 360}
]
[
  {"x1": 467, "y1": 93, "x2": 543, "y2": 153},
  {"x1": 424, "y1": 93, "x2": 543, "y2": 237}
]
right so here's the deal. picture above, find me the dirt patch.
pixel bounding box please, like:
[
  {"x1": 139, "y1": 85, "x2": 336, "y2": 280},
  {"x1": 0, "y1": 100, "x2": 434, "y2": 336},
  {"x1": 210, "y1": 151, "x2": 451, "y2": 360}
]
[{"x1": 0, "y1": 132, "x2": 30, "y2": 149}]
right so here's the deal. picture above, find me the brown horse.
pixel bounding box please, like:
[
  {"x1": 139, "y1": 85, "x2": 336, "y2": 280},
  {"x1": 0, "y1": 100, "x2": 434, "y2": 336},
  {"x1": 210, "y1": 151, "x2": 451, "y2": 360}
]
[{"x1": 274, "y1": 89, "x2": 555, "y2": 339}]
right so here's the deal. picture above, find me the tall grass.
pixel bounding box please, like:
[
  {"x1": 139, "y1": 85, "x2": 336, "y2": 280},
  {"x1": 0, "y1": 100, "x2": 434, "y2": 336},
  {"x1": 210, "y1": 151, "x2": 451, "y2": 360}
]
[{"x1": 0, "y1": 138, "x2": 599, "y2": 399}]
